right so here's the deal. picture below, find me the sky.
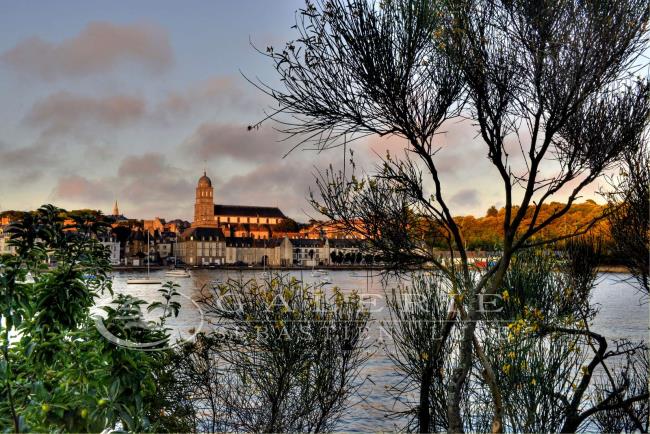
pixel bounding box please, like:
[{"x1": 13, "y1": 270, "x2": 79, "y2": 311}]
[{"x1": 0, "y1": 1, "x2": 608, "y2": 222}]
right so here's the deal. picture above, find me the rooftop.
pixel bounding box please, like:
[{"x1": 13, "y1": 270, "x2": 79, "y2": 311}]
[{"x1": 214, "y1": 204, "x2": 286, "y2": 219}]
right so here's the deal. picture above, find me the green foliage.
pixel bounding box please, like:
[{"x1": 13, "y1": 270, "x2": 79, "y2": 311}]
[
  {"x1": 196, "y1": 275, "x2": 371, "y2": 432},
  {"x1": 0, "y1": 204, "x2": 185, "y2": 432},
  {"x1": 383, "y1": 271, "x2": 457, "y2": 432}
]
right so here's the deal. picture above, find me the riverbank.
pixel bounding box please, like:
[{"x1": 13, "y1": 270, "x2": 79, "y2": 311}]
[
  {"x1": 112, "y1": 264, "x2": 630, "y2": 273},
  {"x1": 112, "y1": 264, "x2": 387, "y2": 272}
]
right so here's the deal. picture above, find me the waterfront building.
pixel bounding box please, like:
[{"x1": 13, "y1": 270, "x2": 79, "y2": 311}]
[
  {"x1": 177, "y1": 227, "x2": 226, "y2": 266},
  {"x1": 291, "y1": 238, "x2": 327, "y2": 266},
  {"x1": 225, "y1": 237, "x2": 292, "y2": 266},
  {"x1": 100, "y1": 238, "x2": 121, "y2": 265}
]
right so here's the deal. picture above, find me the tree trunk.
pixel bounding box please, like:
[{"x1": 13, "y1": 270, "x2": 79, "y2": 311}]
[{"x1": 419, "y1": 364, "x2": 433, "y2": 433}]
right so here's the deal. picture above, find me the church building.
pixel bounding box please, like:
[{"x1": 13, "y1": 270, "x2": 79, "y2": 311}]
[
  {"x1": 192, "y1": 171, "x2": 286, "y2": 238},
  {"x1": 177, "y1": 171, "x2": 288, "y2": 265}
]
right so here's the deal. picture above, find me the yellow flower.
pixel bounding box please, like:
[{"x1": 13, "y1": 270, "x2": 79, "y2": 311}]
[
  {"x1": 580, "y1": 366, "x2": 589, "y2": 375},
  {"x1": 508, "y1": 351, "x2": 516, "y2": 359},
  {"x1": 421, "y1": 352, "x2": 429, "y2": 361},
  {"x1": 41, "y1": 403, "x2": 50, "y2": 413},
  {"x1": 502, "y1": 290, "x2": 510, "y2": 301},
  {"x1": 530, "y1": 378, "x2": 537, "y2": 386},
  {"x1": 502, "y1": 363, "x2": 511, "y2": 375}
]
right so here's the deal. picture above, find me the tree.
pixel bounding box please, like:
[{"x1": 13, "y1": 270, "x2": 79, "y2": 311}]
[
  {"x1": 385, "y1": 243, "x2": 648, "y2": 432},
  {"x1": 486, "y1": 206, "x2": 498, "y2": 218},
  {"x1": 604, "y1": 142, "x2": 649, "y2": 294},
  {"x1": 196, "y1": 276, "x2": 370, "y2": 432},
  {"x1": 0, "y1": 205, "x2": 186, "y2": 431},
  {"x1": 111, "y1": 225, "x2": 131, "y2": 244},
  {"x1": 256, "y1": 0, "x2": 650, "y2": 431}
]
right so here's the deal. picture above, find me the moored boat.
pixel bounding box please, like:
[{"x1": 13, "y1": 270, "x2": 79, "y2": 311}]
[{"x1": 165, "y1": 269, "x2": 191, "y2": 278}]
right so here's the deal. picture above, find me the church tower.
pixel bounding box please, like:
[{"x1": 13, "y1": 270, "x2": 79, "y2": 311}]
[
  {"x1": 193, "y1": 171, "x2": 217, "y2": 227},
  {"x1": 112, "y1": 201, "x2": 120, "y2": 217}
]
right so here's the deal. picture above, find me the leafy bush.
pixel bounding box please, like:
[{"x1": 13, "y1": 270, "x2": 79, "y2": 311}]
[
  {"x1": 0, "y1": 205, "x2": 187, "y2": 432},
  {"x1": 176, "y1": 275, "x2": 372, "y2": 432}
]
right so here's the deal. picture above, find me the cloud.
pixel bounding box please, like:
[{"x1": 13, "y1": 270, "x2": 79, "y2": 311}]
[
  {"x1": 0, "y1": 141, "x2": 51, "y2": 168},
  {"x1": 53, "y1": 175, "x2": 112, "y2": 203},
  {"x1": 155, "y1": 76, "x2": 257, "y2": 119},
  {"x1": 0, "y1": 141, "x2": 58, "y2": 187},
  {"x1": 116, "y1": 153, "x2": 194, "y2": 209},
  {"x1": 49, "y1": 152, "x2": 193, "y2": 218},
  {"x1": 2, "y1": 21, "x2": 172, "y2": 80},
  {"x1": 25, "y1": 91, "x2": 146, "y2": 136},
  {"x1": 183, "y1": 123, "x2": 291, "y2": 162},
  {"x1": 218, "y1": 160, "x2": 317, "y2": 220},
  {"x1": 450, "y1": 188, "x2": 481, "y2": 208}
]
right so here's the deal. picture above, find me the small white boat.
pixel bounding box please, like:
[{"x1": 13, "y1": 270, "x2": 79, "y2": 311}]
[
  {"x1": 165, "y1": 269, "x2": 191, "y2": 278},
  {"x1": 312, "y1": 269, "x2": 329, "y2": 278},
  {"x1": 261, "y1": 271, "x2": 271, "y2": 279},
  {"x1": 319, "y1": 276, "x2": 332, "y2": 285}
]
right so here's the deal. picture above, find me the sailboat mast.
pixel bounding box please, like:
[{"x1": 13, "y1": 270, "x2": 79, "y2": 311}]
[{"x1": 147, "y1": 230, "x2": 150, "y2": 277}]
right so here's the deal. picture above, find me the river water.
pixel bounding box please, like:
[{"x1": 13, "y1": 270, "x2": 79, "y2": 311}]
[{"x1": 105, "y1": 269, "x2": 648, "y2": 431}]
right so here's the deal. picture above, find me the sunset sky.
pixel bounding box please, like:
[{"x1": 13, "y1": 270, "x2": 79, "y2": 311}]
[{"x1": 0, "y1": 0, "x2": 606, "y2": 221}]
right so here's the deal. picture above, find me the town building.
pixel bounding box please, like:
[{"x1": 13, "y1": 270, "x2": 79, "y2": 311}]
[
  {"x1": 100, "y1": 238, "x2": 121, "y2": 265},
  {"x1": 225, "y1": 237, "x2": 292, "y2": 266},
  {"x1": 177, "y1": 227, "x2": 226, "y2": 266},
  {"x1": 178, "y1": 171, "x2": 287, "y2": 264},
  {"x1": 0, "y1": 226, "x2": 16, "y2": 256},
  {"x1": 191, "y1": 171, "x2": 286, "y2": 237},
  {"x1": 291, "y1": 238, "x2": 327, "y2": 266},
  {"x1": 174, "y1": 171, "x2": 368, "y2": 267}
]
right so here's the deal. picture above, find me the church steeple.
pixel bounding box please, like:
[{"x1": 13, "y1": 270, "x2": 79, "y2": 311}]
[
  {"x1": 193, "y1": 170, "x2": 217, "y2": 227},
  {"x1": 112, "y1": 201, "x2": 119, "y2": 217}
]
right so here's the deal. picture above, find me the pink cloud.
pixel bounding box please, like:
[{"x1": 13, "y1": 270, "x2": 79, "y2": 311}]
[
  {"x1": 2, "y1": 21, "x2": 172, "y2": 80},
  {"x1": 53, "y1": 175, "x2": 112, "y2": 203},
  {"x1": 116, "y1": 153, "x2": 193, "y2": 204},
  {"x1": 25, "y1": 91, "x2": 146, "y2": 136}
]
